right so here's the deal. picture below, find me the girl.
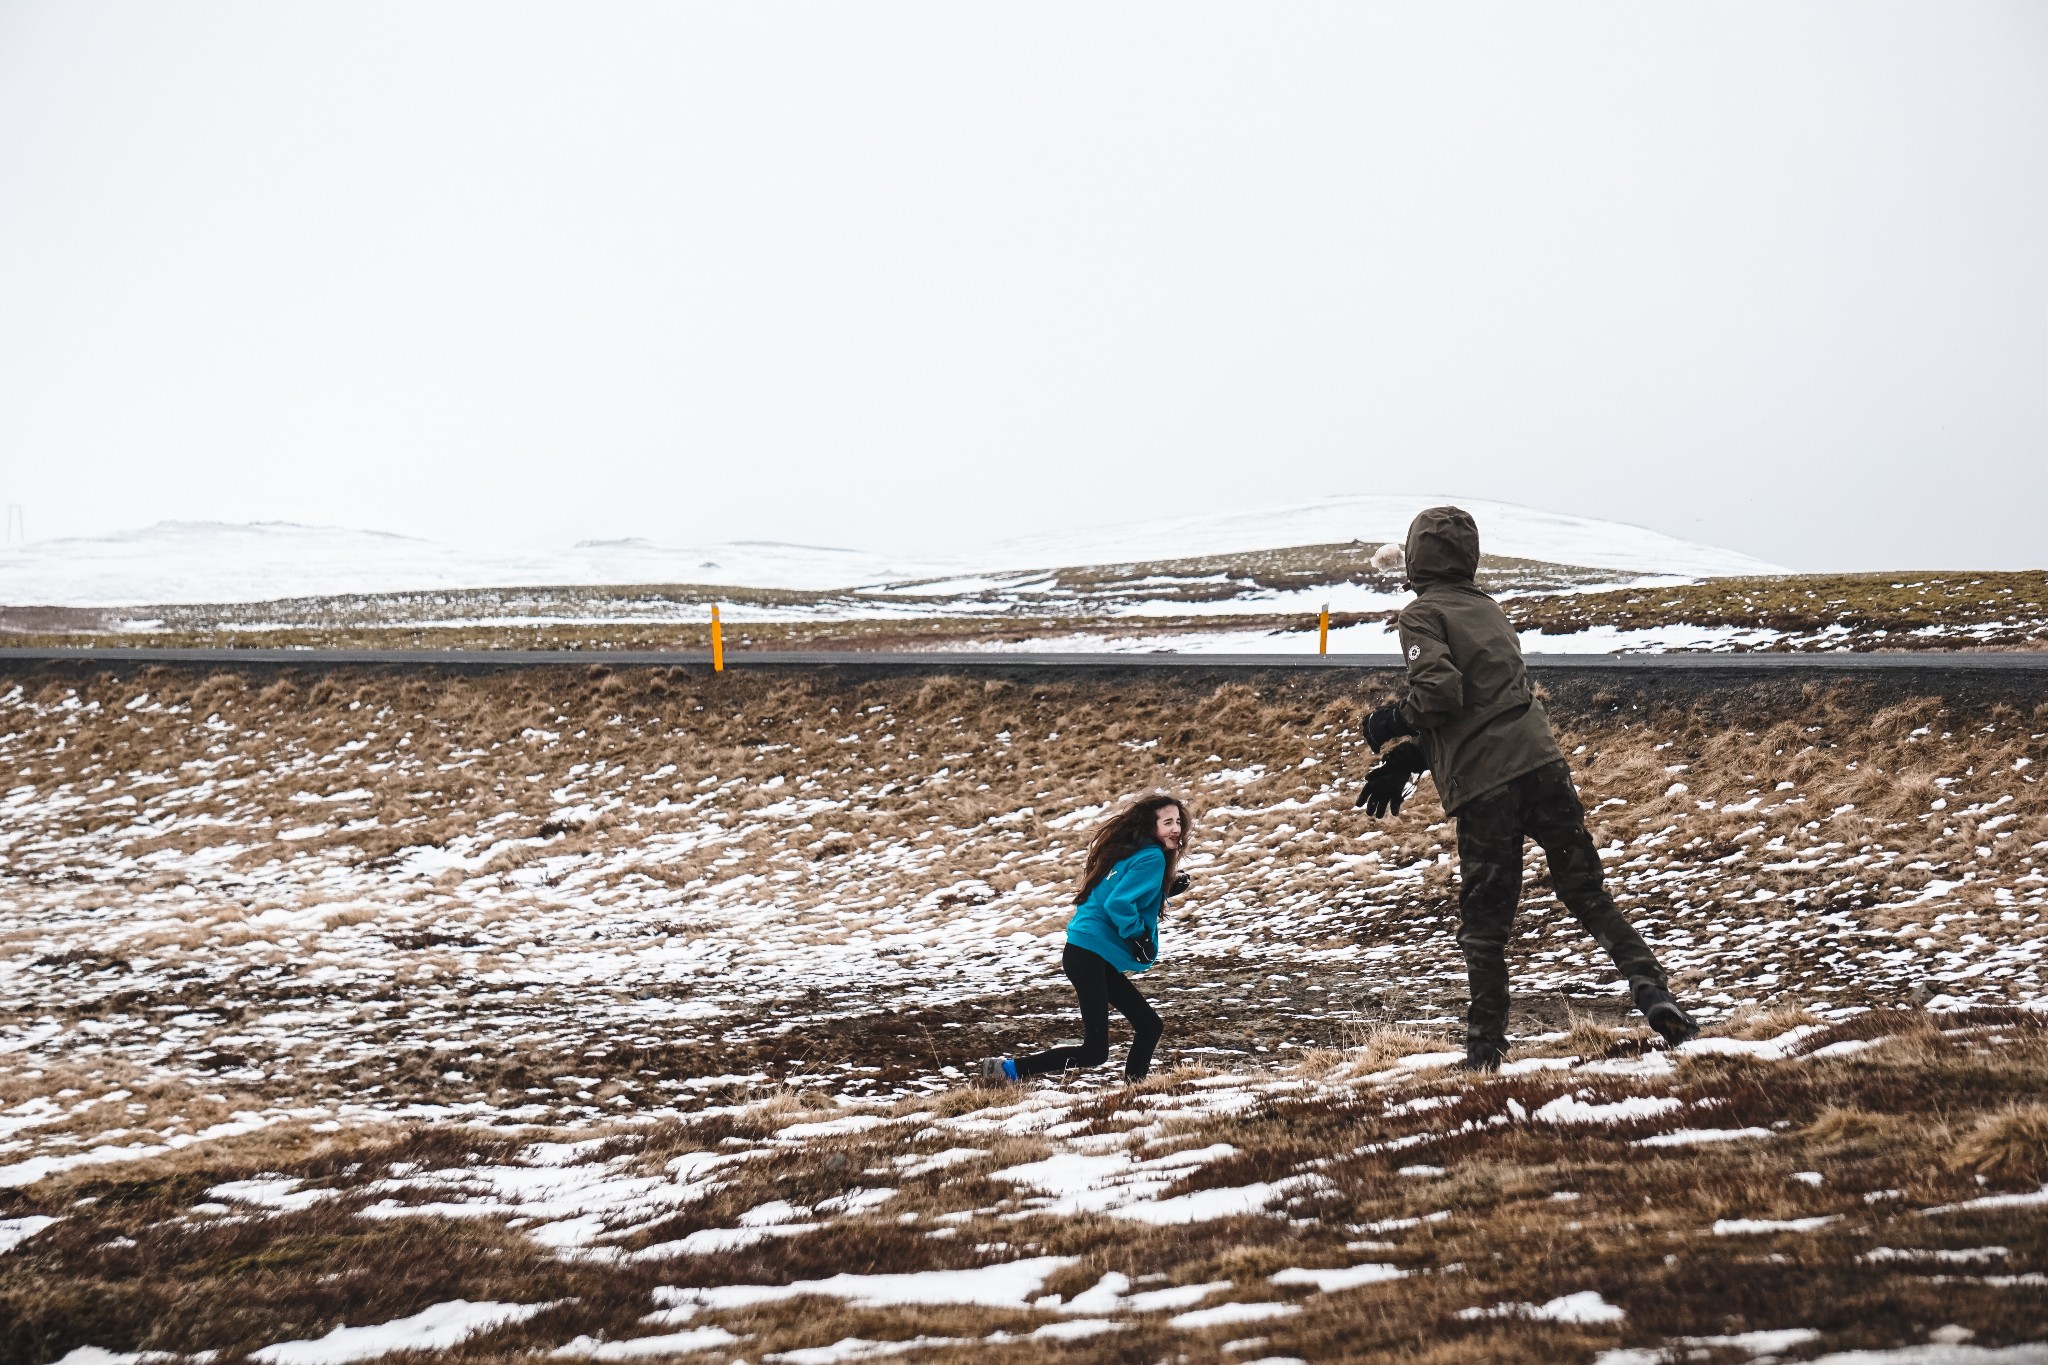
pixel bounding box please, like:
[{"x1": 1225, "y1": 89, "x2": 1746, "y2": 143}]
[{"x1": 983, "y1": 791, "x2": 1192, "y2": 1085}]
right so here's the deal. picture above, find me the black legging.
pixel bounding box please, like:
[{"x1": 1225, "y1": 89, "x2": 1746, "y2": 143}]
[{"x1": 1013, "y1": 944, "x2": 1163, "y2": 1082}]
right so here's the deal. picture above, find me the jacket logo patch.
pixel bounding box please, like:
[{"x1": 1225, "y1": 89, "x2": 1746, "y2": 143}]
[{"x1": 1407, "y1": 644, "x2": 1420, "y2": 660}]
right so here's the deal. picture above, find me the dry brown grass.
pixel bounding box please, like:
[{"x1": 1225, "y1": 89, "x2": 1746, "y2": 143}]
[
  {"x1": 1802, "y1": 1104, "x2": 1913, "y2": 1156},
  {"x1": 1720, "y1": 1002, "x2": 1822, "y2": 1041},
  {"x1": 1561, "y1": 1006, "x2": 1624, "y2": 1060},
  {"x1": 1950, "y1": 1104, "x2": 2048, "y2": 1189},
  {"x1": 1344, "y1": 1023, "x2": 1451, "y2": 1070}
]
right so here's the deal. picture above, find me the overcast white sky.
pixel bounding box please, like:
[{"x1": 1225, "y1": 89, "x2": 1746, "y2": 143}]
[{"x1": 1, "y1": 3, "x2": 2042, "y2": 572}]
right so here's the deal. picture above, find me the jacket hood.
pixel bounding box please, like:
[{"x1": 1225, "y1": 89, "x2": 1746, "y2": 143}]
[{"x1": 1404, "y1": 506, "x2": 1480, "y2": 587}]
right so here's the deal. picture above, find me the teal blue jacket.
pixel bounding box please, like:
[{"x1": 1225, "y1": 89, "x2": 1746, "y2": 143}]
[{"x1": 1065, "y1": 844, "x2": 1169, "y2": 974}]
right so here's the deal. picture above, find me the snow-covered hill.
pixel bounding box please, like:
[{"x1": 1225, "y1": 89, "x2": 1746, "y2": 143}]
[
  {"x1": 981, "y1": 495, "x2": 1780, "y2": 579},
  {"x1": 0, "y1": 498, "x2": 1779, "y2": 608}
]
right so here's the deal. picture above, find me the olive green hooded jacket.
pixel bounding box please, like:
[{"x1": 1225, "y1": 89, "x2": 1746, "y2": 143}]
[{"x1": 1393, "y1": 506, "x2": 1565, "y2": 814}]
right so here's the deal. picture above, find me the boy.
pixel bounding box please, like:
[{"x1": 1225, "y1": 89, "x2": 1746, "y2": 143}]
[{"x1": 1358, "y1": 506, "x2": 1699, "y2": 1069}]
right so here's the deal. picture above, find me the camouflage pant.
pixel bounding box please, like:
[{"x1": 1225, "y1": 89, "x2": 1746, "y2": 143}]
[{"x1": 1454, "y1": 761, "x2": 1668, "y2": 1050}]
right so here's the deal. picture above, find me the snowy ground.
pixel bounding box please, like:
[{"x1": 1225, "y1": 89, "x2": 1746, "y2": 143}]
[{"x1": 1, "y1": 663, "x2": 2042, "y2": 1362}]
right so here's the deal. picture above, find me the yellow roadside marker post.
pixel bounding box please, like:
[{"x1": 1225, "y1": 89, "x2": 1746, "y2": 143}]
[
  {"x1": 1319, "y1": 603, "x2": 1330, "y2": 655},
  {"x1": 710, "y1": 605, "x2": 725, "y2": 672}
]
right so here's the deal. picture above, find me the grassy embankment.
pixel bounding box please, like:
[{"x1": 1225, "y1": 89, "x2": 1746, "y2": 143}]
[{"x1": 0, "y1": 664, "x2": 2042, "y2": 1361}]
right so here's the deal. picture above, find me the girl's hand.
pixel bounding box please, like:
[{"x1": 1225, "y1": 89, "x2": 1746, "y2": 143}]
[
  {"x1": 1169, "y1": 871, "x2": 1191, "y2": 898},
  {"x1": 1125, "y1": 935, "x2": 1157, "y2": 964}
]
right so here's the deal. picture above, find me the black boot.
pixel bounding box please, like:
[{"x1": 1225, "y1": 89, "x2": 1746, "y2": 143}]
[
  {"x1": 1458, "y1": 1038, "x2": 1505, "y2": 1072},
  {"x1": 1635, "y1": 983, "x2": 1699, "y2": 1046}
]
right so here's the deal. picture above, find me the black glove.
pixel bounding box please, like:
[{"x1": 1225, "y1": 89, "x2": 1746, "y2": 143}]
[
  {"x1": 1363, "y1": 702, "x2": 1417, "y2": 753},
  {"x1": 1125, "y1": 933, "x2": 1156, "y2": 964},
  {"x1": 1356, "y1": 742, "x2": 1427, "y2": 818},
  {"x1": 1168, "y1": 871, "x2": 1190, "y2": 898}
]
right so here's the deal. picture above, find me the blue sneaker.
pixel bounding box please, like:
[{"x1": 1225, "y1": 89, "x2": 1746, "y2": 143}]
[{"x1": 979, "y1": 1057, "x2": 1019, "y2": 1086}]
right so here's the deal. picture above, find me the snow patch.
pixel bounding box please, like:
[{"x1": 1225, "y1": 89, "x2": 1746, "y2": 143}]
[
  {"x1": 552, "y1": 1327, "x2": 743, "y2": 1359},
  {"x1": 1165, "y1": 1301, "x2": 1303, "y2": 1330},
  {"x1": 0, "y1": 1214, "x2": 59, "y2": 1253},
  {"x1": 1632, "y1": 1127, "x2": 1776, "y2": 1148},
  {"x1": 652, "y1": 1256, "x2": 1074, "y2": 1311},
  {"x1": 1531, "y1": 1094, "x2": 1684, "y2": 1126},
  {"x1": 1711, "y1": 1216, "x2": 1841, "y2": 1235},
  {"x1": 1459, "y1": 1291, "x2": 1626, "y2": 1324},
  {"x1": 1923, "y1": 1185, "x2": 2048, "y2": 1216},
  {"x1": 250, "y1": 1299, "x2": 554, "y2": 1364},
  {"x1": 1269, "y1": 1263, "x2": 1407, "y2": 1292}
]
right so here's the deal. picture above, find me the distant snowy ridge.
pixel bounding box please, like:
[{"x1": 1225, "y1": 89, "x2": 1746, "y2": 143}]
[
  {"x1": 0, "y1": 498, "x2": 1780, "y2": 608},
  {"x1": 0, "y1": 521, "x2": 953, "y2": 608},
  {"x1": 981, "y1": 495, "x2": 1781, "y2": 580}
]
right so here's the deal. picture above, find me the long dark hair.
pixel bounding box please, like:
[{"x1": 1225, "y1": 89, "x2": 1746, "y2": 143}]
[{"x1": 1075, "y1": 790, "x2": 1192, "y2": 905}]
